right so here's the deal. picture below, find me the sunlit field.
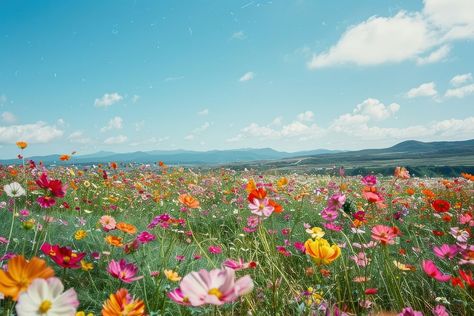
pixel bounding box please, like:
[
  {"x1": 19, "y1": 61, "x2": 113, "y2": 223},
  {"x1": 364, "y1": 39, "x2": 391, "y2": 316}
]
[{"x1": 0, "y1": 143, "x2": 473, "y2": 315}]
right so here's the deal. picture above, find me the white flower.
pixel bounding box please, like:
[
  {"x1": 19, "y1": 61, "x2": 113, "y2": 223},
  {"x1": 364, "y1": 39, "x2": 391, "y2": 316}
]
[
  {"x1": 16, "y1": 278, "x2": 79, "y2": 316},
  {"x1": 3, "y1": 182, "x2": 26, "y2": 198}
]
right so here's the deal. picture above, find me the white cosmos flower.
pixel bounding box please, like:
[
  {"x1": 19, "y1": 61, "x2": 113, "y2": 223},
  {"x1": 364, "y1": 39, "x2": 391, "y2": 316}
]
[
  {"x1": 16, "y1": 278, "x2": 79, "y2": 316},
  {"x1": 3, "y1": 182, "x2": 26, "y2": 198}
]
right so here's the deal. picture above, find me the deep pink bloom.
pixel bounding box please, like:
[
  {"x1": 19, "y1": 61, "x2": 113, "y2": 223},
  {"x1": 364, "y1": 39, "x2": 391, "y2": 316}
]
[
  {"x1": 208, "y1": 245, "x2": 222, "y2": 254},
  {"x1": 40, "y1": 243, "x2": 86, "y2": 269},
  {"x1": 432, "y1": 305, "x2": 449, "y2": 316},
  {"x1": 398, "y1": 307, "x2": 423, "y2": 316},
  {"x1": 167, "y1": 288, "x2": 191, "y2": 306},
  {"x1": 361, "y1": 175, "x2": 377, "y2": 186},
  {"x1": 324, "y1": 222, "x2": 343, "y2": 231},
  {"x1": 433, "y1": 244, "x2": 458, "y2": 259},
  {"x1": 37, "y1": 196, "x2": 56, "y2": 208},
  {"x1": 422, "y1": 260, "x2": 451, "y2": 282},
  {"x1": 137, "y1": 231, "x2": 156, "y2": 244},
  {"x1": 293, "y1": 242, "x2": 306, "y2": 253},
  {"x1": 327, "y1": 193, "x2": 346, "y2": 209},
  {"x1": 107, "y1": 259, "x2": 143, "y2": 283},
  {"x1": 321, "y1": 207, "x2": 338, "y2": 221}
]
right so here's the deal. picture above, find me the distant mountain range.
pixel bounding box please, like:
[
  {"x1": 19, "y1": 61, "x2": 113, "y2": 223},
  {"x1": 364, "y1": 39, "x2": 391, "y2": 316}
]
[
  {"x1": 0, "y1": 147, "x2": 342, "y2": 165},
  {"x1": 1, "y1": 140, "x2": 473, "y2": 173}
]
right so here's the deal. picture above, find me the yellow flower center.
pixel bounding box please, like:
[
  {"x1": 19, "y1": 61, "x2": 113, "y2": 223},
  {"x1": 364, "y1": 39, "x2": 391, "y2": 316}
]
[
  {"x1": 63, "y1": 256, "x2": 71, "y2": 263},
  {"x1": 38, "y1": 300, "x2": 52, "y2": 313},
  {"x1": 208, "y1": 288, "x2": 223, "y2": 299}
]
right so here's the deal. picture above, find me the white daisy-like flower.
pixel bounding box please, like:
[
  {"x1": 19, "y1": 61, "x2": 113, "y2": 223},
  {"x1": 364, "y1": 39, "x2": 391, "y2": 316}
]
[
  {"x1": 3, "y1": 182, "x2": 26, "y2": 198},
  {"x1": 16, "y1": 278, "x2": 79, "y2": 316}
]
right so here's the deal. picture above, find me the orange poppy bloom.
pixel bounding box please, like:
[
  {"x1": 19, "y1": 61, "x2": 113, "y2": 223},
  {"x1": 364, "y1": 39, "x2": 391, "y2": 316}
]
[
  {"x1": 105, "y1": 235, "x2": 124, "y2": 247},
  {"x1": 405, "y1": 188, "x2": 415, "y2": 195},
  {"x1": 102, "y1": 288, "x2": 145, "y2": 316},
  {"x1": 422, "y1": 189, "x2": 435, "y2": 199},
  {"x1": 269, "y1": 199, "x2": 283, "y2": 213},
  {"x1": 0, "y1": 255, "x2": 54, "y2": 301},
  {"x1": 116, "y1": 222, "x2": 137, "y2": 235},
  {"x1": 110, "y1": 162, "x2": 118, "y2": 170},
  {"x1": 59, "y1": 154, "x2": 71, "y2": 161},
  {"x1": 245, "y1": 179, "x2": 257, "y2": 194},
  {"x1": 16, "y1": 141, "x2": 28, "y2": 150},
  {"x1": 178, "y1": 194, "x2": 200, "y2": 208}
]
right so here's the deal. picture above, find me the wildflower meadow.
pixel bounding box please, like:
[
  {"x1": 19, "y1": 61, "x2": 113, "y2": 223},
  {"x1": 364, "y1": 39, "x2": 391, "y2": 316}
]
[{"x1": 0, "y1": 142, "x2": 473, "y2": 315}]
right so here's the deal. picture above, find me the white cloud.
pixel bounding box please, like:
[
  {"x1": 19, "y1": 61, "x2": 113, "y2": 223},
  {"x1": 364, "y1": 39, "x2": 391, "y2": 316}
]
[
  {"x1": 354, "y1": 98, "x2": 400, "y2": 120},
  {"x1": 416, "y1": 45, "x2": 451, "y2": 65},
  {"x1": 94, "y1": 92, "x2": 123, "y2": 107},
  {"x1": 198, "y1": 108, "x2": 209, "y2": 116},
  {"x1": 231, "y1": 31, "x2": 246, "y2": 40},
  {"x1": 450, "y1": 73, "x2": 472, "y2": 86},
  {"x1": 101, "y1": 116, "x2": 123, "y2": 132},
  {"x1": 185, "y1": 122, "x2": 211, "y2": 140},
  {"x1": 104, "y1": 135, "x2": 127, "y2": 144},
  {"x1": 308, "y1": 0, "x2": 474, "y2": 69},
  {"x1": 308, "y1": 12, "x2": 434, "y2": 69},
  {"x1": 68, "y1": 131, "x2": 91, "y2": 144},
  {"x1": 0, "y1": 122, "x2": 63, "y2": 144},
  {"x1": 184, "y1": 134, "x2": 195, "y2": 140},
  {"x1": 406, "y1": 82, "x2": 438, "y2": 98},
  {"x1": 130, "y1": 136, "x2": 169, "y2": 146},
  {"x1": 1, "y1": 112, "x2": 16, "y2": 123},
  {"x1": 444, "y1": 83, "x2": 474, "y2": 98},
  {"x1": 297, "y1": 111, "x2": 314, "y2": 122},
  {"x1": 231, "y1": 120, "x2": 322, "y2": 141},
  {"x1": 271, "y1": 116, "x2": 283, "y2": 126},
  {"x1": 239, "y1": 72, "x2": 255, "y2": 82}
]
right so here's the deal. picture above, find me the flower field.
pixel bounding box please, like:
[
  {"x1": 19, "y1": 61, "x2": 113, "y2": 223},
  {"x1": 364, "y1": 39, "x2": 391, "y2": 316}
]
[{"x1": 0, "y1": 144, "x2": 473, "y2": 315}]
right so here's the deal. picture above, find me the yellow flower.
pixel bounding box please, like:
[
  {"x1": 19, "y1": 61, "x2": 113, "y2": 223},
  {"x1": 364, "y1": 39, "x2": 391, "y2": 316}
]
[
  {"x1": 83, "y1": 180, "x2": 91, "y2": 188},
  {"x1": 16, "y1": 141, "x2": 28, "y2": 150},
  {"x1": 75, "y1": 230, "x2": 87, "y2": 240},
  {"x1": 305, "y1": 227, "x2": 325, "y2": 239},
  {"x1": 277, "y1": 177, "x2": 288, "y2": 189},
  {"x1": 304, "y1": 238, "x2": 341, "y2": 265},
  {"x1": 76, "y1": 311, "x2": 94, "y2": 316},
  {"x1": 81, "y1": 260, "x2": 94, "y2": 271},
  {"x1": 164, "y1": 269, "x2": 181, "y2": 282}
]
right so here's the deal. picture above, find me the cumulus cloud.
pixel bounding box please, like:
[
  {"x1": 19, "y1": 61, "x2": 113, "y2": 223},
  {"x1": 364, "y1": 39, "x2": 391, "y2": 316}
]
[
  {"x1": 450, "y1": 73, "x2": 472, "y2": 86},
  {"x1": 406, "y1": 82, "x2": 438, "y2": 98},
  {"x1": 353, "y1": 98, "x2": 400, "y2": 120},
  {"x1": 185, "y1": 122, "x2": 211, "y2": 140},
  {"x1": 308, "y1": 0, "x2": 474, "y2": 69},
  {"x1": 0, "y1": 122, "x2": 63, "y2": 144},
  {"x1": 297, "y1": 111, "x2": 314, "y2": 122},
  {"x1": 444, "y1": 83, "x2": 474, "y2": 98},
  {"x1": 104, "y1": 135, "x2": 127, "y2": 144},
  {"x1": 239, "y1": 72, "x2": 255, "y2": 82},
  {"x1": 198, "y1": 108, "x2": 209, "y2": 116},
  {"x1": 1, "y1": 112, "x2": 16, "y2": 124},
  {"x1": 68, "y1": 131, "x2": 91, "y2": 144},
  {"x1": 94, "y1": 92, "x2": 123, "y2": 107},
  {"x1": 130, "y1": 136, "x2": 169, "y2": 147},
  {"x1": 101, "y1": 116, "x2": 123, "y2": 132}
]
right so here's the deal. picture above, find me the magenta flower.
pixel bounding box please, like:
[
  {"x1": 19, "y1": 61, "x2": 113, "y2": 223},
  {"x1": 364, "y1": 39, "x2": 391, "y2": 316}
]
[
  {"x1": 361, "y1": 175, "x2": 377, "y2": 186},
  {"x1": 422, "y1": 260, "x2": 451, "y2": 282},
  {"x1": 321, "y1": 207, "x2": 338, "y2": 221},
  {"x1": 137, "y1": 231, "x2": 156, "y2": 244},
  {"x1": 169, "y1": 268, "x2": 253, "y2": 306},
  {"x1": 432, "y1": 305, "x2": 449, "y2": 316},
  {"x1": 327, "y1": 193, "x2": 346, "y2": 209},
  {"x1": 433, "y1": 244, "x2": 458, "y2": 259},
  {"x1": 398, "y1": 307, "x2": 423, "y2": 316},
  {"x1": 107, "y1": 259, "x2": 143, "y2": 283},
  {"x1": 208, "y1": 245, "x2": 222, "y2": 254}
]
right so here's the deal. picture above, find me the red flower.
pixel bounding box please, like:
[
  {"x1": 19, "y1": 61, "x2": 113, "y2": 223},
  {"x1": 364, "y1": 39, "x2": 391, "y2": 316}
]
[
  {"x1": 40, "y1": 243, "x2": 86, "y2": 269},
  {"x1": 432, "y1": 199, "x2": 450, "y2": 213},
  {"x1": 459, "y1": 269, "x2": 474, "y2": 288},
  {"x1": 268, "y1": 199, "x2": 283, "y2": 213},
  {"x1": 432, "y1": 230, "x2": 445, "y2": 237},
  {"x1": 451, "y1": 276, "x2": 464, "y2": 288},
  {"x1": 365, "y1": 288, "x2": 378, "y2": 295},
  {"x1": 247, "y1": 188, "x2": 267, "y2": 203}
]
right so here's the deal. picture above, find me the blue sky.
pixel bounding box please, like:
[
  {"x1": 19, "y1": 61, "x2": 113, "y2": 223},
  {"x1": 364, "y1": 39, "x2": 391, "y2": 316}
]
[{"x1": 0, "y1": 0, "x2": 473, "y2": 158}]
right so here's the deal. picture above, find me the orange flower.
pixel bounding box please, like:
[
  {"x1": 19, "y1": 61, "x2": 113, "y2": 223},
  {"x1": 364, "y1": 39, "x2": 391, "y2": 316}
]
[
  {"x1": 394, "y1": 166, "x2": 410, "y2": 179},
  {"x1": 422, "y1": 189, "x2": 435, "y2": 199},
  {"x1": 110, "y1": 162, "x2": 118, "y2": 170},
  {"x1": 0, "y1": 255, "x2": 54, "y2": 301},
  {"x1": 245, "y1": 179, "x2": 256, "y2": 194},
  {"x1": 178, "y1": 194, "x2": 200, "y2": 208},
  {"x1": 461, "y1": 172, "x2": 474, "y2": 181},
  {"x1": 268, "y1": 199, "x2": 283, "y2": 213},
  {"x1": 405, "y1": 188, "x2": 415, "y2": 196},
  {"x1": 102, "y1": 288, "x2": 145, "y2": 316},
  {"x1": 16, "y1": 141, "x2": 28, "y2": 150},
  {"x1": 116, "y1": 222, "x2": 137, "y2": 235},
  {"x1": 59, "y1": 154, "x2": 71, "y2": 161},
  {"x1": 105, "y1": 235, "x2": 124, "y2": 247}
]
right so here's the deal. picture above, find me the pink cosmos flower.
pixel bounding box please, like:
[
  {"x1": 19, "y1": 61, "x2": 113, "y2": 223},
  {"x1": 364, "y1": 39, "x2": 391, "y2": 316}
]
[
  {"x1": 422, "y1": 260, "x2": 451, "y2": 282},
  {"x1": 433, "y1": 244, "x2": 458, "y2": 259},
  {"x1": 248, "y1": 198, "x2": 274, "y2": 217},
  {"x1": 398, "y1": 307, "x2": 423, "y2": 316},
  {"x1": 293, "y1": 242, "x2": 306, "y2": 253},
  {"x1": 327, "y1": 193, "x2": 346, "y2": 209},
  {"x1": 371, "y1": 225, "x2": 398, "y2": 246},
  {"x1": 223, "y1": 258, "x2": 257, "y2": 271},
  {"x1": 208, "y1": 245, "x2": 222, "y2": 254},
  {"x1": 99, "y1": 215, "x2": 117, "y2": 231},
  {"x1": 324, "y1": 222, "x2": 343, "y2": 231},
  {"x1": 321, "y1": 207, "x2": 338, "y2": 221},
  {"x1": 107, "y1": 259, "x2": 143, "y2": 283},
  {"x1": 137, "y1": 231, "x2": 156, "y2": 244},
  {"x1": 432, "y1": 305, "x2": 449, "y2": 316},
  {"x1": 169, "y1": 268, "x2": 253, "y2": 306},
  {"x1": 350, "y1": 252, "x2": 370, "y2": 267},
  {"x1": 37, "y1": 196, "x2": 57, "y2": 208},
  {"x1": 450, "y1": 227, "x2": 469, "y2": 243},
  {"x1": 363, "y1": 191, "x2": 384, "y2": 204}
]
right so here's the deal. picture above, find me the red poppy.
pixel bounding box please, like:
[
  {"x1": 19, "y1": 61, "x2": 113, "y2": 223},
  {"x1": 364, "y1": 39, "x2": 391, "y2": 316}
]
[
  {"x1": 432, "y1": 199, "x2": 450, "y2": 213},
  {"x1": 247, "y1": 188, "x2": 267, "y2": 203},
  {"x1": 432, "y1": 230, "x2": 444, "y2": 237},
  {"x1": 365, "y1": 288, "x2": 378, "y2": 295}
]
